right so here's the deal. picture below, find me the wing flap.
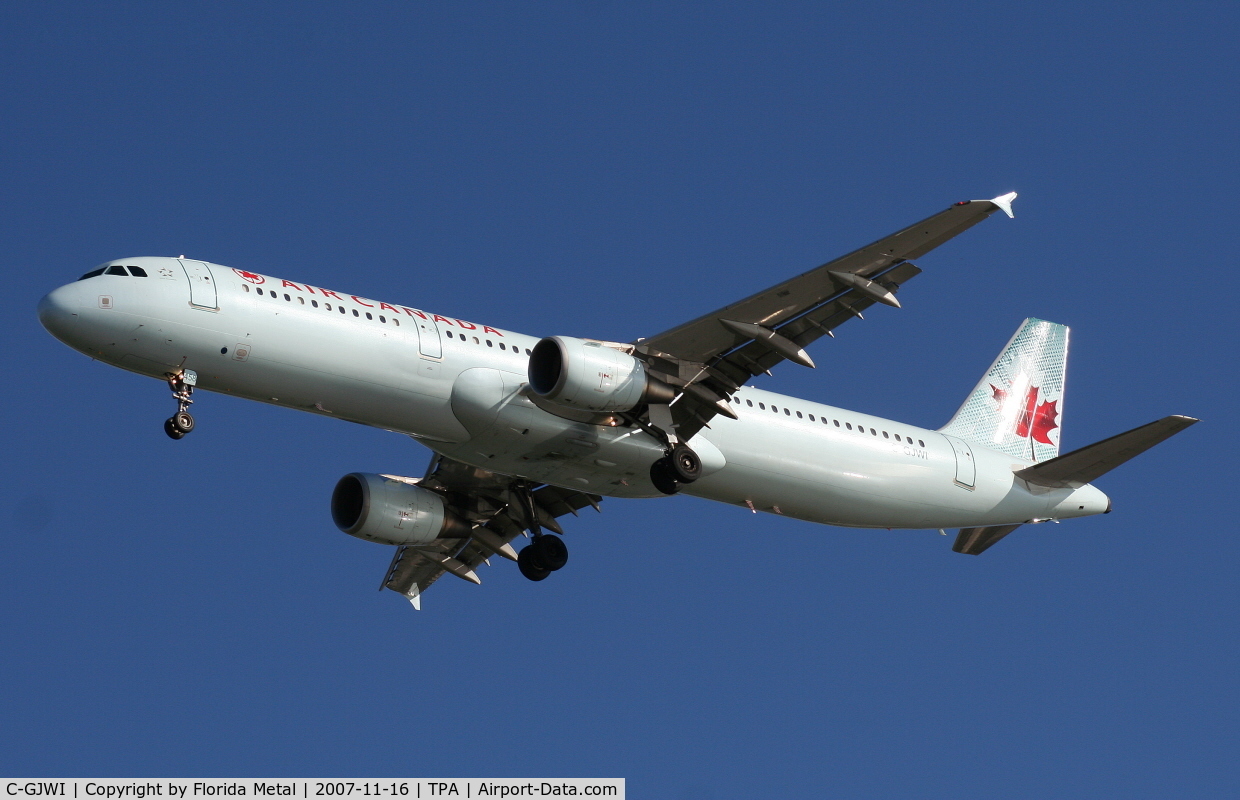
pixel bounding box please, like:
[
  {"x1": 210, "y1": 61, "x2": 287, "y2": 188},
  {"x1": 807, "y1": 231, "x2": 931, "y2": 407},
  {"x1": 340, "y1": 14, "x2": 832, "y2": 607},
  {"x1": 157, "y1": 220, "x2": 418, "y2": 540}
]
[
  {"x1": 383, "y1": 544, "x2": 451, "y2": 600},
  {"x1": 533, "y1": 484, "x2": 603, "y2": 517}
]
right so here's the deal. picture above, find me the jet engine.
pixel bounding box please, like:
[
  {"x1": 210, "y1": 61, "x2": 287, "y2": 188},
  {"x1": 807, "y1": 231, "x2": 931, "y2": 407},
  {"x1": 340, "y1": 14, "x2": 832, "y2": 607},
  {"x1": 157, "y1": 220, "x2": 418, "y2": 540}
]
[
  {"x1": 331, "y1": 473, "x2": 471, "y2": 546},
  {"x1": 528, "y1": 336, "x2": 675, "y2": 413}
]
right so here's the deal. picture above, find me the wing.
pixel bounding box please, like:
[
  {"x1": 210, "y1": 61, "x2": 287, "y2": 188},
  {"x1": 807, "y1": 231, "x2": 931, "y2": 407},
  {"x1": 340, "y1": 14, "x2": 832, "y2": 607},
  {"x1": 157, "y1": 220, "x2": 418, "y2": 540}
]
[
  {"x1": 634, "y1": 194, "x2": 1017, "y2": 440},
  {"x1": 379, "y1": 453, "x2": 601, "y2": 609}
]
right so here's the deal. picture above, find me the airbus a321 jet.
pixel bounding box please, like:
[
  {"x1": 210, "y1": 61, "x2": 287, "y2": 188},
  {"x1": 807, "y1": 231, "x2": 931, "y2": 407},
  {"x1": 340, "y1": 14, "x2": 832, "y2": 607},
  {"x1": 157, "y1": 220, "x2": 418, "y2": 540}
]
[{"x1": 38, "y1": 193, "x2": 1196, "y2": 608}]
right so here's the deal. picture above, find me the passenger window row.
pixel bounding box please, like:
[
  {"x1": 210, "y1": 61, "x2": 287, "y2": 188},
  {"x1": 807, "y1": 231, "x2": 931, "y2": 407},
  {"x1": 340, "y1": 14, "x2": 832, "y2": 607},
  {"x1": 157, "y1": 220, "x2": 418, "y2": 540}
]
[
  {"x1": 244, "y1": 284, "x2": 402, "y2": 326},
  {"x1": 734, "y1": 395, "x2": 925, "y2": 447},
  {"x1": 239, "y1": 283, "x2": 533, "y2": 355},
  {"x1": 445, "y1": 329, "x2": 532, "y2": 356},
  {"x1": 79, "y1": 265, "x2": 149, "y2": 280}
]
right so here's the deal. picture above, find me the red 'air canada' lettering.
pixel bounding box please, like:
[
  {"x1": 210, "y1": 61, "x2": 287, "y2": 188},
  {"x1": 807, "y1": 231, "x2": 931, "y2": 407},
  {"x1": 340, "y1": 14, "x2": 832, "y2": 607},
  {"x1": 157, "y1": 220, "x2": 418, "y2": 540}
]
[{"x1": 261, "y1": 275, "x2": 508, "y2": 335}]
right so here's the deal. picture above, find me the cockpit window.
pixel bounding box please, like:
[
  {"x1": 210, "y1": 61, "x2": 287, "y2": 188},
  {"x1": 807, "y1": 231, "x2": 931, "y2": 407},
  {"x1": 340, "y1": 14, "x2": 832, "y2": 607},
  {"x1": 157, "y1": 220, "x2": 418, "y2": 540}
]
[
  {"x1": 128, "y1": 266, "x2": 148, "y2": 277},
  {"x1": 78, "y1": 268, "x2": 105, "y2": 280},
  {"x1": 105, "y1": 265, "x2": 128, "y2": 276}
]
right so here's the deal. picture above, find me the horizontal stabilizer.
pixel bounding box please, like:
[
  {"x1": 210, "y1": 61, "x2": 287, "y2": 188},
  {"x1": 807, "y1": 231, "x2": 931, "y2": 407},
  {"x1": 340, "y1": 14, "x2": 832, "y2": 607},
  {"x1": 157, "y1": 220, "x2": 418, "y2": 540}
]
[
  {"x1": 953, "y1": 524, "x2": 1022, "y2": 555},
  {"x1": 1015, "y1": 415, "x2": 1198, "y2": 489}
]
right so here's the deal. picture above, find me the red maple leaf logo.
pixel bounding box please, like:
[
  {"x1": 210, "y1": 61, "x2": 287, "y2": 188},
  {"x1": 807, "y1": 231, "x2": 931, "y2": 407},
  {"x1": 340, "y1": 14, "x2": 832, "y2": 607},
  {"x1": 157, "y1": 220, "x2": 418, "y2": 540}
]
[
  {"x1": 232, "y1": 268, "x2": 265, "y2": 284},
  {"x1": 1031, "y1": 399, "x2": 1059, "y2": 445},
  {"x1": 991, "y1": 380, "x2": 1058, "y2": 444}
]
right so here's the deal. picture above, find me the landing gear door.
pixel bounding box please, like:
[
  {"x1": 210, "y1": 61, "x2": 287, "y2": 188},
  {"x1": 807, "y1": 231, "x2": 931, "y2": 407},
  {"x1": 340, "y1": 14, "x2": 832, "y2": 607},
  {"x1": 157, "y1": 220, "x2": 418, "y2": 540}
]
[
  {"x1": 413, "y1": 312, "x2": 442, "y2": 358},
  {"x1": 179, "y1": 259, "x2": 218, "y2": 310},
  {"x1": 941, "y1": 434, "x2": 976, "y2": 489}
]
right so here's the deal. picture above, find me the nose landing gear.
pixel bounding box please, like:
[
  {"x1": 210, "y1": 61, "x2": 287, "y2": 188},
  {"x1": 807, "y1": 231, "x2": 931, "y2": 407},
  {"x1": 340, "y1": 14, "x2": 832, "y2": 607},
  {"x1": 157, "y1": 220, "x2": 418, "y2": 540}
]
[{"x1": 163, "y1": 369, "x2": 198, "y2": 440}]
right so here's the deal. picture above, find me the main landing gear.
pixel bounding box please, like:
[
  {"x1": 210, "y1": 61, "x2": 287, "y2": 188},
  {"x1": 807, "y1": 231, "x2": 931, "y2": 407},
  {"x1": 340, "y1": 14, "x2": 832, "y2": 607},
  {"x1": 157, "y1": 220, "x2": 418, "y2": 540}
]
[
  {"x1": 649, "y1": 443, "x2": 702, "y2": 495},
  {"x1": 514, "y1": 480, "x2": 571, "y2": 582},
  {"x1": 163, "y1": 369, "x2": 198, "y2": 440},
  {"x1": 517, "y1": 534, "x2": 569, "y2": 582},
  {"x1": 614, "y1": 407, "x2": 703, "y2": 496}
]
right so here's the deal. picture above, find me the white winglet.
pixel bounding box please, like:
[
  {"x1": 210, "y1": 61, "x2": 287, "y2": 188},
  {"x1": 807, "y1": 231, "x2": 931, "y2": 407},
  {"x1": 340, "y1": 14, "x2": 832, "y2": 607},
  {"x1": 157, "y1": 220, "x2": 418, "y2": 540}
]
[
  {"x1": 404, "y1": 585, "x2": 421, "y2": 610},
  {"x1": 989, "y1": 191, "x2": 1017, "y2": 218}
]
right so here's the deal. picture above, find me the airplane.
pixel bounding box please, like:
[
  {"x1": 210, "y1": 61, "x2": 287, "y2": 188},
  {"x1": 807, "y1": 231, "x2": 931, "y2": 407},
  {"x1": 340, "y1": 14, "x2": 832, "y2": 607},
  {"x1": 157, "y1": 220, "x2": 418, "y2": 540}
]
[{"x1": 37, "y1": 192, "x2": 1196, "y2": 608}]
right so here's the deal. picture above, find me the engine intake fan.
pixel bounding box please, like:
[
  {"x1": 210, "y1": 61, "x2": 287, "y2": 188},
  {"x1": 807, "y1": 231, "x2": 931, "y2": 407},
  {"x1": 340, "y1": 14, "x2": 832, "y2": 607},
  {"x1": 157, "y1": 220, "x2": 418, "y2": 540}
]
[
  {"x1": 332, "y1": 473, "x2": 470, "y2": 546},
  {"x1": 528, "y1": 336, "x2": 674, "y2": 413}
]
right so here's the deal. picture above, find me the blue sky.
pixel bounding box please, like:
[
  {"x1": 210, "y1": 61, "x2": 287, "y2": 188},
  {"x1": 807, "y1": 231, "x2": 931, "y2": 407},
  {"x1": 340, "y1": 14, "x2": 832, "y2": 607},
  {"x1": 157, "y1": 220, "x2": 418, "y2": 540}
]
[{"x1": 2, "y1": 2, "x2": 1236, "y2": 797}]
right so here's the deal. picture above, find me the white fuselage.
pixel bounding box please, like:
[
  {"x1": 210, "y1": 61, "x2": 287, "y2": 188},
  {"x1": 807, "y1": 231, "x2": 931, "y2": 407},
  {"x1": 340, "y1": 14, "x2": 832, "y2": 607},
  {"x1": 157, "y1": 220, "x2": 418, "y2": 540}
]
[{"x1": 38, "y1": 257, "x2": 1109, "y2": 530}]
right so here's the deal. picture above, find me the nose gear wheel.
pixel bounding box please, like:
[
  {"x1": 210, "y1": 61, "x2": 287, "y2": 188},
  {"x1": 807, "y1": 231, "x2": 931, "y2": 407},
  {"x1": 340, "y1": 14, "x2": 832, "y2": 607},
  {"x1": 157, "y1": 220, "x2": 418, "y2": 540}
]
[{"x1": 163, "y1": 369, "x2": 198, "y2": 440}]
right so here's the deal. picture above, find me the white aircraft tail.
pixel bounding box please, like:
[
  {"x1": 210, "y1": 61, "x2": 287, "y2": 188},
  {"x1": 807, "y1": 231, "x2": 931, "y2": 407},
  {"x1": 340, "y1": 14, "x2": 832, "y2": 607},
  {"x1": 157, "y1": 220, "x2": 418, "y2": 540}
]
[{"x1": 940, "y1": 318, "x2": 1068, "y2": 463}]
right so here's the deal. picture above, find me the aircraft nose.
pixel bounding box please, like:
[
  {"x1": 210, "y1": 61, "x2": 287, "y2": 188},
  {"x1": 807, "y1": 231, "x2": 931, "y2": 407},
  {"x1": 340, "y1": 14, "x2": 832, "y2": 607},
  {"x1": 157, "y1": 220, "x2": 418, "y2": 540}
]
[{"x1": 38, "y1": 283, "x2": 80, "y2": 341}]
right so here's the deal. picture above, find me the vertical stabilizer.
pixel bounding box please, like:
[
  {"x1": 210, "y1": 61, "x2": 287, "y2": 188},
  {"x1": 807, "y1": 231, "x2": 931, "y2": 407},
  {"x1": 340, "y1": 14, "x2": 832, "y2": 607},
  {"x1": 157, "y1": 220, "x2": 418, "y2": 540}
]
[{"x1": 940, "y1": 318, "x2": 1068, "y2": 462}]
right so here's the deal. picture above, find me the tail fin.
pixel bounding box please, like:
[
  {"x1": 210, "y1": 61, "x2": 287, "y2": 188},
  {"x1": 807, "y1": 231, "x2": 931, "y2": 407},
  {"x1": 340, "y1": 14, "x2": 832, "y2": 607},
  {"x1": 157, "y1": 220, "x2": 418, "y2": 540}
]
[{"x1": 940, "y1": 318, "x2": 1068, "y2": 462}]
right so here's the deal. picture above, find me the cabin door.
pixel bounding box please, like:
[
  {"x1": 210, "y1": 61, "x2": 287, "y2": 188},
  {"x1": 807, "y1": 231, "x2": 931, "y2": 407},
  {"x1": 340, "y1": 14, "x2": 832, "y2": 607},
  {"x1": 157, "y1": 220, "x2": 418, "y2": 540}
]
[
  {"x1": 942, "y1": 434, "x2": 976, "y2": 489},
  {"x1": 179, "y1": 259, "x2": 218, "y2": 309}
]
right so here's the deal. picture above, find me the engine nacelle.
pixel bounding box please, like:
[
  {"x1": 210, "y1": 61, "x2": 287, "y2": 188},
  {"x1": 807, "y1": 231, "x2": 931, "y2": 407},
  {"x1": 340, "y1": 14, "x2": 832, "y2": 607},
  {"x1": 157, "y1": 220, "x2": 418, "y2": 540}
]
[
  {"x1": 528, "y1": 336, "x2": 675, "y2": 413},
  {"x1": 331, "y1": 473, "x2": 470, "y2": 546}
]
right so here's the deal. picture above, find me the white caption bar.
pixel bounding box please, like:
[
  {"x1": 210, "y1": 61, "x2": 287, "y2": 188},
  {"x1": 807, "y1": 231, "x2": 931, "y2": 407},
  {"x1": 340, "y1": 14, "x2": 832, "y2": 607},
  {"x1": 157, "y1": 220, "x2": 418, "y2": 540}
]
[{"x1": 2, "y1": 781, "x2": 623, "y2": 800}]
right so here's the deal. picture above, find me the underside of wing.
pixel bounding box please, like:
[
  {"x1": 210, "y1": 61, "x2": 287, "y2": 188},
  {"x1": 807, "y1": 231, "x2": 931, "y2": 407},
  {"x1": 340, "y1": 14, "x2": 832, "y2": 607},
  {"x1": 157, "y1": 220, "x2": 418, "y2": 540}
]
[{"x1": 380, "y1": 455, "x2": 601, "y2": 608}]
